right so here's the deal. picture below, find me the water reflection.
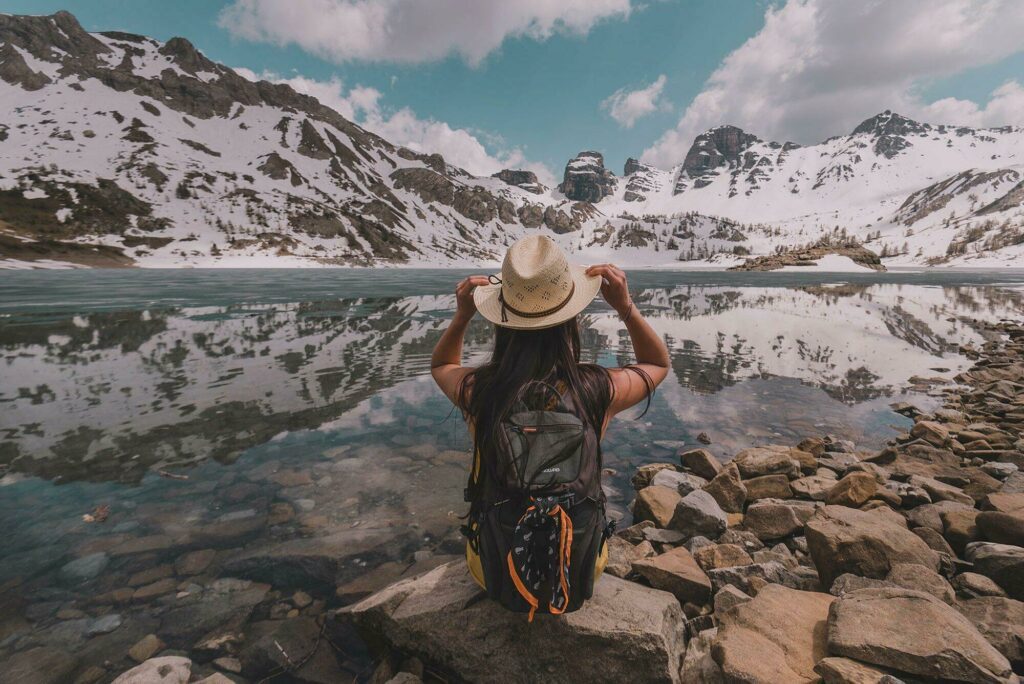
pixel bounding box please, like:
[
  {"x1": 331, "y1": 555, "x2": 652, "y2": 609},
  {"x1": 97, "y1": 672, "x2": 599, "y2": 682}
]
[{"x1": 2, "y1": 284, "x2": 1022, "y2": 484}]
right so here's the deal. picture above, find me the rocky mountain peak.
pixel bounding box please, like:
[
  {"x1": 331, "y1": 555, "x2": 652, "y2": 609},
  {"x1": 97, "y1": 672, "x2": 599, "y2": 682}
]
[
  {"x1": 851, "y1": 110, "x2": 928, "y2": 159},
  {"x1": 492, "y1": 169, "x2": 545, "y2": 195},
  {"x1": 559, "y1": 151, "x2": 616, "y2": 202},
  {"x1": 623, "y1": 157, "x2": 644, "y2": 176},
  {"x1": 159, "y1": 36, "x2": 220, "y2": 75}
]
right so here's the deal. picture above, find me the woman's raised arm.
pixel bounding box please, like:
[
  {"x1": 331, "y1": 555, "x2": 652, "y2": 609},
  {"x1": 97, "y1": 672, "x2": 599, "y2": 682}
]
[
  {"x1": 586, "y1": 264, "x2": 669, "y2": 417},
  {"x1": 430, "y1": 275, "x2": 489, "y2": 405}
]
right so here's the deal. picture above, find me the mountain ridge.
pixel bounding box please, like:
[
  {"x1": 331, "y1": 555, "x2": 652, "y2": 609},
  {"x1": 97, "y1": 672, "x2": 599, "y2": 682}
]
[{"x1": 1, "y1": 11, "x2": 1022, "y2": 269}]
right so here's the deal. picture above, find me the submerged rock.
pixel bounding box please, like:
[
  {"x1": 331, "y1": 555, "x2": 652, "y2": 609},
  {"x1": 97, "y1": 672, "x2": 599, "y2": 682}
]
[
  {"x1": 337, "y1": 561, "x2": 686, "y2": 683},
  {"x1": 111, "y1": 656, "x2": 192, "y2": 684}
]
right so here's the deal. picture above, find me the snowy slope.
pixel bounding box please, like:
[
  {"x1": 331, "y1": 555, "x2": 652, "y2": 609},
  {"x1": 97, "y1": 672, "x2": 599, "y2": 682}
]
[{"x1": 1, "y1": 11, "x2": 1022, "y2": 269}]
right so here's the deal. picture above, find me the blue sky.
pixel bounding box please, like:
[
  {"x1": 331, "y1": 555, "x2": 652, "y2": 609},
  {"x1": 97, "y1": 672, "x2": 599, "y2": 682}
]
[{"x1": 6, "y1": 1, "x2": 1024, "y2": 181}]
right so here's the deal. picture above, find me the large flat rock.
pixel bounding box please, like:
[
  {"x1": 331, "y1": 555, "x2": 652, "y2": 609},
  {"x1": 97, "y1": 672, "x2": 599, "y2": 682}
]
[{"x1": 336, "y1": 560, "x2": 686, "y2": 683}]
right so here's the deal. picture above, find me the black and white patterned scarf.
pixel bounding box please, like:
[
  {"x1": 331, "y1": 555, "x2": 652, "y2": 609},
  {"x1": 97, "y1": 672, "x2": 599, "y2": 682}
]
[{"x1": 507, "y1": 495, "x2": 573, "y2": 622}]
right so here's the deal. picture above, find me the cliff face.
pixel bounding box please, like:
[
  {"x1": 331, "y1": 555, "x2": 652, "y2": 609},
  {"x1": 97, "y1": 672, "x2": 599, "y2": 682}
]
[{"x1": 559, "y1": 151, "x2": 617, "y2": 203}]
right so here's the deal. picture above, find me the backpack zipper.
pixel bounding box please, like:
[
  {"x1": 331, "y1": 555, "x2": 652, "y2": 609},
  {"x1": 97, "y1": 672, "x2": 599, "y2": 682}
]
[{"x1": 513, "y1": 424, "x2": 582, "y2": 434}]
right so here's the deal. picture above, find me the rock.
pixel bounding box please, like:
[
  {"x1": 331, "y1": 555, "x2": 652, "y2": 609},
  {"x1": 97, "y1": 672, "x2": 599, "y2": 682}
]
[
  {"x1": 239, "y1": 617, "x2": 345, "y2": 683},
  {"x1": 885, "y1": 481, "x2": 931, "y2": 508},
  {"x1": 692, "y1": 544, "x2": 752, "y2": 572},
  {"x1": 111, "y1": 656, "x2": 193, "y2": 684},
  {"x1": 956, "y1": 596, "x2": 1024, "y2": 668},
  {"x1": 59, "y1": 552, "x2": 110, "y2": 585},
  {"x1": 74, "y1": 665, "x2": 108, "y2": 684},
  {"x1": 910, "y1": 420, "x2": 951, "y2": 447},
  {"x1": 492, "y1": 169, "x2": 544, "y2": 194},
  {"x1": 702, "y1": 463, "x2": 746, "y2": 513},
  {"x1": 805, "y1": 505, "x2": 939, "y2": 589},
  {"x1": 643, "y1": 527, "x2": 687, "y2": 545},
  {"x1": 633, "y1": 485, "x2": 682, "y2": 528},
  {"x1": 632, "y1": 547, "x2": 712, "y2": 605},
  {"x1": 338, "y1": 561, "x2": 686, "y2": 683},
  {"x1": 679, "y1": 448, "x2": 721, "y2": 480},
  {"x1": 733, "y1": 447, "x2": 799, "y2": 480},
  {"x1": 827, "y1": 588, "x2": 1012, "y2": 683},
  {"x1": 631, "y1": 463, "x2": 677, "y2": 490},
  {"x1": 133, "y1": 577, "x2": 178, "y2": 602},
  {"x1": 954, "y1": 572, "x2": 1007, "y2": 598},
  {"x1": 910, "y1": 526, "x2": 956, "y2": 558},
  {"x1": 825, "y1": 472, "x2": 878, "y2": 507},
  {"x1": 680, "y1": 628, "x2": 725, "y2": 683},
  {"x1": 706, "y1": 561, "x2": 806, "y2": 594},
  {"x1": 976, "y1": 511, "x2": 1024, "y2": 546},
  {"x1": 942, "y1": 508, "x2": 981, "y2": 554},
  {"x1": 910, "y1": 475, "x2": 974, "y2": 507},
  {"x1": 129, "y1": 634, "x2": 165, "y2": 663},
  {"x1": 885, "y1": 563, "x2": 954, "y2": 603},
  {"x1": 981, "y1": 462, "x2": 1018, "y2": 480},
  {"x1": 212, "y1": 657, "x2": 242, "y2": 673},
  {"x1": 713, "y1": 585, "x2": 751, "y2": 613},
  {"x1": 966, "y1": 542, "x2": 1024, "y2": 600},
  {"x1": 907, "y1": 500, "x2": 972, "y2": 533},
  {"x1": 175, "y1": 549, "x2": 216, "y2": 576},
  {"x1": 742, "y1": 501, "x2": 803, "y2": 541},
  {"x1": 814, "y1": 657, "x2": 904, "y2": 684},
  {"x1": 711, "y1": 584, "x2": 833, "y2": 683},
  {"x1": 87, "y1": 613, "x2": 123, "y2": 635},
  {"x1": 651, "y1": 469, "x2": 708, "y2": 496},
  {"x1": 668, "y1": 490, "x2": 728, "y2": 539},
  {"x1": 3, "y1": 646, "x2": 79, "y2": 684},
  {"x1": 128, "y1": 564, "x2": 173, "y2": 587},
  {"x1": 604, "y1": 536, "x2": 654, "y2": 578},
  {"x1": 791, "y1": 475, "x2": 835, "y2": 501},
  {"x1": 195, "y1": 675, "x2": 235, "y2": 684},
  {"x1": 159, "y1": 578, "x2": 269, "y2": 648},
  {"x1": 829, "y1": 574, "x2": 895, "y2": 596},
  {"x1": 743, "y1": 474, "x2": 793, "y2": 500},
  {"x1": 617, "y1": 520, "x2": 654, "y2": 543},
  {"x1": 983, "y1": 492, "x2": 1024, "y2": 513}
]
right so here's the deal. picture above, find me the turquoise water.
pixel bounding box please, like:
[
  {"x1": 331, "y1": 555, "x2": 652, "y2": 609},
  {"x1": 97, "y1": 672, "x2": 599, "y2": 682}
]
[{"x1": 1, "y1": 268, "x2": 1023, "y2": 677}]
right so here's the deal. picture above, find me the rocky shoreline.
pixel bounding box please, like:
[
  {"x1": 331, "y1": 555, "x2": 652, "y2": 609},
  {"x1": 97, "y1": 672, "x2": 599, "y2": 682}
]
[
  {"x1": 338, "y1": 320, "x2": 1024, "y2": 683},
  {"x1": 3, "y1": 321, "x2": 1022, "y2": 683},
  {"x1": 729, "y1": 245, "x2": 886, "y2": 272}
]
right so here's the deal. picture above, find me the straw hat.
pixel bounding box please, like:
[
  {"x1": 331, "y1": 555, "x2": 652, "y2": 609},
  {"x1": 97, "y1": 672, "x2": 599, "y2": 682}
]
[{"x1": 474, "y1": 235, "x2": 601, "y2": 330}]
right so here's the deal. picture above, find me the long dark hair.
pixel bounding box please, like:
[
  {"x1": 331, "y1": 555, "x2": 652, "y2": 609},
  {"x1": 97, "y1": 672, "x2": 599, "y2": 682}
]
[{"x1": 457, "y1": 316, "x2": 654, "y2": 483}]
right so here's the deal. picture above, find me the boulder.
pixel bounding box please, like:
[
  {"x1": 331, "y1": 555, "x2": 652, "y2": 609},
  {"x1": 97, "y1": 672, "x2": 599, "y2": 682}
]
[
  {"x1": 702, "y1": 463, "x2": 746, "y2": 513},
  {"x1": 2, "y1": 647, "x2": 79, "y2": 684},
  {"x1": 632, "y1": 547, "x2": 712, "y2": 605},
  {"x1": 956, "y1": 596, "x2": 1024, "y2": 668},
  {"x1": 976, "y1": 511, "x2": 1024, "y2": 546},
  {"x1": 633, "y1": 485, "x2": 682, "y2": 528},
  {"x1": 910, "y1": 475, "x2": 974, "y2": 507},
  {"x1": 743, "y1": 474, "x2": 793, "y2": 500},
  {"x1": 59, "y1": 552, "x2": 110, "y2": 585},
  {"x1": 112, "y1": 657, "x2": 193, "y2": 684},
  {"x1": 884, "y1": 563, "x2": 954, "y2": 604},
  {"x1": 706, "y1": 561, "x2": 806, "y2": 595},
  {"x1": 942, "y1": 508, "x2": 981, "y2": 554},
  {"x1": 713, "y1": 585, "x2": 751, "y2": 613},
  {"x1": 742, "y1": 501, "x2": 803, "y2": 541},
  {"x1": 983, "y1": 492, "x2": 1024, "y2": 513},
  {"x1": 679, "y1": 448, "x2": 722, "y2": 480},
  {"x1": 827, "y1": 588, "x2": 1012, "y2": 683},
  {"x1": 680, "y1": 628, "x2": 724, "y2": 683},
  {"x1": 733, "y1": 447, "x2": 799, "y2": 480},
  {"x1": 651, "y1": 469, "x2": 708, "y2": 497},
  {"x1": 791, "y1": 475, "x2": 835, "y2": 501},
  {"x1": 814, "y1": 657, "x2": 904, "y2": 684},
  {"x1": 711, "y1": 584, "x2": 833, "y2": 683},
  {"x1": 631, "y1": 463, "x2": 678, "y2": 490},
  {"x1": 954, "y1": 572, "x2": 1007, "y2": 599},
  {"x1": 239, "y1": 617, "x2": 346, "y2": 682},
  {"x1": 604, "y1": 537, "x2": 654, "y2": 579},
  {"x1": 128, "y1": 634, "x2": 165, "y2": 663},
  {"x1": 911, "y1": 525, "x2": 956, "y2": 557},
  {"x1": 824, "y1": 472, "x2": 877, "y2": 507},
  {"x1": 908, "y1": 500, "x2": 973, "y2": 533},
  {"x1": 966, "y1": 542, "x2": 1024, "y2": 600},
  {"x1": 910, "y1": 420, "x2": 951, "y2": 447},
  {"x1": 692, "y1": 543, "x2": 752, "y2": 572},
  {"x1": 338, "y1": 561, "x2": 687, "y2": 683},
  {"x1": 805, "y1": 505, "x2": 939, "y2": 589},
  {"x1": 667, "y1": 490, "x2": 727, "y2": 539}
]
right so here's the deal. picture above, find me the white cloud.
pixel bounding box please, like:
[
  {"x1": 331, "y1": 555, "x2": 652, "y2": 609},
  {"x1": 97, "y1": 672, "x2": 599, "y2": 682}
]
[
  {"x1": 601, "y1": 74, "x2": 669, "y2": 128},
  {"x1": 642, "y1": 0, "x2": 1024, "y2": 168},
  {"x1": 219, "y1": 0, "x2": 634, "y2": 67},
  {"x1": 234, "y1": 67, "x2": 555, "y2": 183}
]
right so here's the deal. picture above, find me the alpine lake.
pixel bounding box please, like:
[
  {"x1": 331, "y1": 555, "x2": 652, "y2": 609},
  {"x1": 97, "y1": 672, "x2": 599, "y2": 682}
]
[{"x1": 2, "y1": 267, "x2": 1023, "y2": 679}]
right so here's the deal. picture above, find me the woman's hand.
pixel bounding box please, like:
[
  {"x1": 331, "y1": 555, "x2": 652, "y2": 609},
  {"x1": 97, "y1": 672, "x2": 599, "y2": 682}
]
[
  {"x1": 586, "y1": 264, "x2": 632, "y2": 317},
  {"x1": 455, "y1": 275, "x2": 490, "y2": 320}
]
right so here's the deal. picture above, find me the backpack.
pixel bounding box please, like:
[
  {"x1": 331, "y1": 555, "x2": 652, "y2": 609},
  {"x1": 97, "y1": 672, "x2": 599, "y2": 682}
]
[{"x1": 463, "y1": 381, "x2": 613, "y2": 621}]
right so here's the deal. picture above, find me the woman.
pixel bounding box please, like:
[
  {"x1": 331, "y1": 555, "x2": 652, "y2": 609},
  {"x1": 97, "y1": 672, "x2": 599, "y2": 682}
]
[{"x1": 431, "y1": 235, "x2": 669, "y2": 620}]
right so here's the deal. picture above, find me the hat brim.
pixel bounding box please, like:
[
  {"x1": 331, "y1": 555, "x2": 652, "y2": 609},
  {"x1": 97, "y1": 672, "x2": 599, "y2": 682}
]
[{"x1": 473, "y1": 264, "x2": 602, "y2": 330}]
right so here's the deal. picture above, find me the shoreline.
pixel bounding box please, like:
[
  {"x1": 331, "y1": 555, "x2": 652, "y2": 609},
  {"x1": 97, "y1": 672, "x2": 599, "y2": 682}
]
[{"x1": 337, "y1": 319, "x2": 1024, "y2": 683}]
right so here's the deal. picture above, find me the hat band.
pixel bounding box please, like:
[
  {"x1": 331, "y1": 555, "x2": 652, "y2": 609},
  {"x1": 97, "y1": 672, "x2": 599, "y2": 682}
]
[{"x1": 497, "y1": 282, "x2": 576, "y2": 323}]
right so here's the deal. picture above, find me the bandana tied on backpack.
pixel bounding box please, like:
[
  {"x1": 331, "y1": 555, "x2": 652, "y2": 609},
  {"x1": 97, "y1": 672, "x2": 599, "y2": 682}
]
[{"x1": 507, "y1": 495, "x2": 573, "y2": 622}]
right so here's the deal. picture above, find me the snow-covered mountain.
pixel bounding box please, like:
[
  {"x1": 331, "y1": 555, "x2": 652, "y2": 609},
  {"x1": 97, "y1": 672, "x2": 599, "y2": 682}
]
[{"x1": 1, "y1": 11, "x2": 1022, "y2": 269}]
